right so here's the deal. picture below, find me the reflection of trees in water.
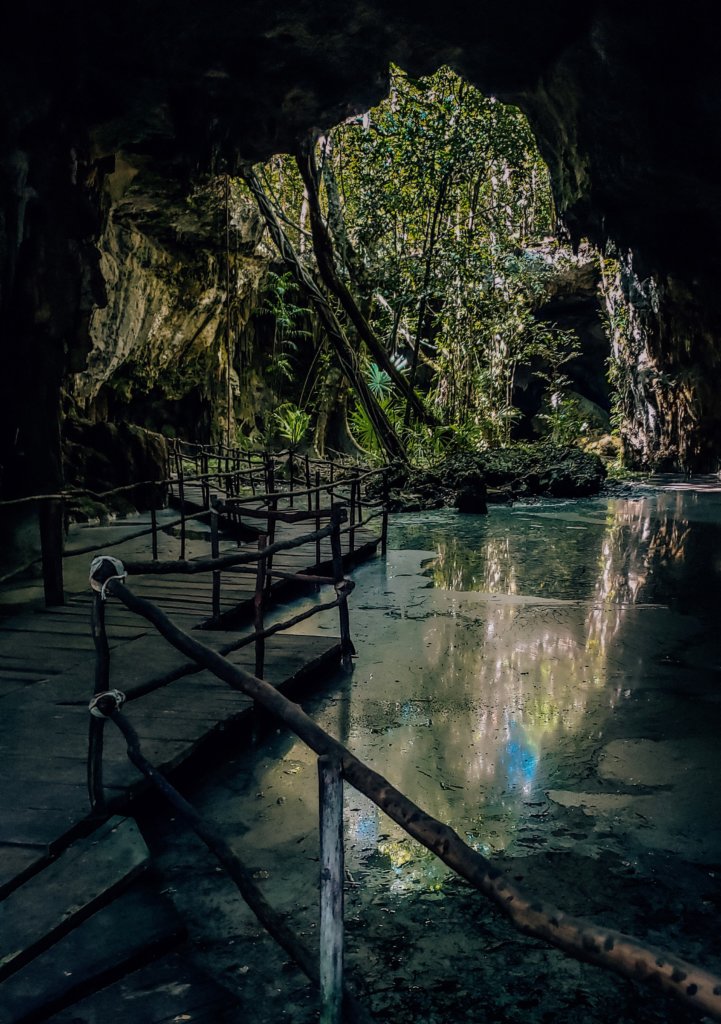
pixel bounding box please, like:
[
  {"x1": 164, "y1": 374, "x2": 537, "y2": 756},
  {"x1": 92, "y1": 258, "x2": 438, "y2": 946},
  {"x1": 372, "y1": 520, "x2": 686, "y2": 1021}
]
[
  {"x1": 422, "y1": 523, "x2": 605, "y2": 600},
  {"x1": 585, "y1": 495, "x2": 696, "y2": 656},
  {"x1": 355, "y1": 496, "x2": 712, "y2": 892},
  {"x1": 430, "y1": 535, "x2": 519, "y2": 595},
  {"x1": 345, "y1": 600, "x2": 609, "y2": 887}
]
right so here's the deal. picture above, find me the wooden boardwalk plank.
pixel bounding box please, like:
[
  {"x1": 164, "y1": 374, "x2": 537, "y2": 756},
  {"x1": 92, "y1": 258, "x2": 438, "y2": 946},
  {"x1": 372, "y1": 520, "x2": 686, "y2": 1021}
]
[
  {"x1": 0, "y1": 481, "x2": 380, "y2": 909},
  {"x1": 0, "y1": 817, "x2": 149, "y2": 982},
  {"x1": 47, "y1": 952, "x2": 239, "y2": 1024},
  {"x1": 0, "y1": 883, "x2": 185, "y2": 1024},
  {"x1": 0, "y1": 848, "x2": 49, "y2": 897}
]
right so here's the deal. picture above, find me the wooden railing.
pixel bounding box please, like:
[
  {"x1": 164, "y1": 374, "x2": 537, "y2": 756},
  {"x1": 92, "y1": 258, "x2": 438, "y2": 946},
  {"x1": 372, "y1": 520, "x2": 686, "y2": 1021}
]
[
  {"x1": 120, "y1": 502, "x2": 356, "y2": 667},
  {"x1": 166, "y1": 440, "x2": 389, "y2": 562},
  {"x1": 85, "y1": 554, "x2": 721, "y2": 1024},
  {"x1": 0, "y1": 439, "x2": 389, "y2": 605}
]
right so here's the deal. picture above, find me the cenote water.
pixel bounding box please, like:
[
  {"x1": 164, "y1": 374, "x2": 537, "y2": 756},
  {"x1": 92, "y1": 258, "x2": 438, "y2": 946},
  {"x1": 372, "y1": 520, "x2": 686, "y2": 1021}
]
[{"x1": 146, "y1": 481, "x2": 721, "y2": 1024}]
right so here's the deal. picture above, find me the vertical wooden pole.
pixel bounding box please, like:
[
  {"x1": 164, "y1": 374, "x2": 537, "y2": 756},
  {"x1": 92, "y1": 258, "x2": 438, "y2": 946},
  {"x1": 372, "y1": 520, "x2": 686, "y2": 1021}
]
[
  {"x1": 266, "y1": 494, "x2": 277, "y2": 600},
  {"x1": 249, "y1": 452, "x2": 257, "y2": 496},
  {"x1": 201, "y1": 450, "x2": 210, "y2": 509},
  {"x1": 151, "y1": 505, "x2": 158, "y2": 561},
  {"x1": 88, "y1": 591, "x2": 109, "y2": 811},
  {"x1": 349, "y1": 479, "x2": 356, "y2": 556},
  {"x1": 315, "y1": 470, "x2": 322, "y2": 571},
  {"x1": 318, "y1": 754, "x2": 344, "y2": 1024},
  {"x1": 305, "y1": 454, "x2": 312, "y2": 512},
  {"x1": 381, "y1": 470, "x2": 389, "y2": 556},
  {"x1": 39, "y1": 497, "x2": 64, "y2": 606},
  {"x1": 330, "y1": 505, "x2": 354, "y2": 669},
  {"x1": 288, "y1": 450, "x2": 295, "y2": 508},
  {"x1": 254, "y1": 534, "x2": 267, "y2": 679},
  {"x1": 176, "y1": 449, "x2": 186, "y2": 561},
  {"x1": 265, "y1": 459, "x2": 276, "y2": 600},
  {"x1": 211, "y1": 508, "x2": 220, "y2": 623}
]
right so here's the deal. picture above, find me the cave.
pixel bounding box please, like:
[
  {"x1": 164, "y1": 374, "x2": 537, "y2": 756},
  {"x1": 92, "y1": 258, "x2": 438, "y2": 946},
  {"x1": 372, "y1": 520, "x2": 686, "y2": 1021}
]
[
  {"x1": 3, "y1": 1, "x2": 721, "y2": 510},
  {"x1": 2, "y1": 3, "x2": 721, "y2": 1021}
]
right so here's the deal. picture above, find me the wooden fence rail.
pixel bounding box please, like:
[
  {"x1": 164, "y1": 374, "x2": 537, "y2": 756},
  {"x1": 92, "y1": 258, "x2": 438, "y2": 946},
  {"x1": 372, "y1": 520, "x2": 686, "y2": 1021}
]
[
  {"x1": 86, "y1": 556, "x2": 721, "y2": 1024},
  {"x1": 0, "y1": 438, "x2": 387, "y2": 607}
]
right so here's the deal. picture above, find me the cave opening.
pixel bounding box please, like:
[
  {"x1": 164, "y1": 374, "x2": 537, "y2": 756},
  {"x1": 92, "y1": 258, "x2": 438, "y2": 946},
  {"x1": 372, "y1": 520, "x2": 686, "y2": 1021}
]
[
  {"x1": 75, "y1": 63, "x2": 618, "y2": 483},
  {"x1": 2, "y1": 8, "x2": 721, "y2": 1023}
]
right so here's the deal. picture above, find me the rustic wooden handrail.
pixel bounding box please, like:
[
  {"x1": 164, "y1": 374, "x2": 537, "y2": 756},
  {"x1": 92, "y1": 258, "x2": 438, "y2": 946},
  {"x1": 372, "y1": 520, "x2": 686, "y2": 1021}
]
[
  {"x1": 102, "y1": 706, "x2": 373, "y2": 1023},
  {"x1": 87, "y1": 558, "x2": 721, "y2": 1024},
  {"x1": 215, "y1": 500, "x2": 339, "y2": 523},
  {"x1": 123, "y1": 518, "x2": 340, "y2": 576}
]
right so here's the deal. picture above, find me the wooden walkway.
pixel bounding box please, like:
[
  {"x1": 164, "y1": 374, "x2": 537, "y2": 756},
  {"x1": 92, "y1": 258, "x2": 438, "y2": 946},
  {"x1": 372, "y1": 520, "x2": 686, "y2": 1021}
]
[{"x1": 0, "y1": 484, "x2": 382, "y2": 1022}]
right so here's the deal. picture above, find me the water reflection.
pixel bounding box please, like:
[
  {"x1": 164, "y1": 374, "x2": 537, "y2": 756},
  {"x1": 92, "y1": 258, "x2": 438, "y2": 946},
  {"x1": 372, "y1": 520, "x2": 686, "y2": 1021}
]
[
  {"x1": 334, "y1": 489, "x2": 721, "y2": 892},
  {"x1": 197, "y1": 486, "x2": 721, "y2": 901}
]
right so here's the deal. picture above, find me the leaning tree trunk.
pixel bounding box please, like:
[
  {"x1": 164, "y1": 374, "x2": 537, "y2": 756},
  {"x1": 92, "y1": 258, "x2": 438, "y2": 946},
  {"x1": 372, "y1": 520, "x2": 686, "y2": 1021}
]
[
  {"x1": 240, "y1": 165, "x2": 408, "y2": 464},
  {"x1": 294, "y1": 136, "x2": 436, "y2": 427},
  {"x1": 314, "y1": 364, "x2": 364, "y2": 458}
]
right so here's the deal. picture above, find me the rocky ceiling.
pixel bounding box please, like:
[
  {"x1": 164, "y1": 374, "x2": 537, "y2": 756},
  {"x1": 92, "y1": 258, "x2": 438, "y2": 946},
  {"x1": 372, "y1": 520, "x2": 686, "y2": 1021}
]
[{"x1": 2, "y1": 0, "x2": 721, "y2": 490}]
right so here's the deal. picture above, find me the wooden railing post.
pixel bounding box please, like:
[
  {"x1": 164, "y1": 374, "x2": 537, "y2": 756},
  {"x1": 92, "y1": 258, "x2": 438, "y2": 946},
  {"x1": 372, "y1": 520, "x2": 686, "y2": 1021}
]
[
  {"x1": 318, "y1": 754, "x2": 344, "y2": 1024},
  {"x1": 211, "y1": 506, "x2": 221, "y2": 624},
  {"x1": 201, "y1": 450, "x2": 210, "y2": 509},
  {"x1": 87, "y1": 590, "x2": 109, "y2": 812},
  {"x1": 305, "y1": 454, "x2": 312, "y2": 512},
  {"x1": 151, "y1": 505, "x2": 158, "y2": 561},
  {"x1": 288, "y1": 450, "x2": 295, "y2": 508},
  {"x1": 254, "y1": 534, "x2": 267, "y2": 679},
  {"x1": 315, "y1": 471, "x2": 322, "y2": 571},
  {"x1": 175, "y1": 448, "x2": 187, "y2": 561},
  {"x1": 381, "y1": 470, "x2": 389, "y2": 556},
  {"x1": 349, "y1": 479, "x2": 356, "y2": 556},
  {"x1": 266, "y1": 459, "x2": 277, "y2": 600},
  {"x1": 87, "y1": 555, "x2": 126, "y2": 813},
  {"x1": 39, "y1": 497, "x2": 65, "y2": 606},
  {"x1": 249, "y1": 452, "x2": 257, "y2": 496},
  {"x1": 330, "y1": 505, "x2": 354, "y2": 669}
]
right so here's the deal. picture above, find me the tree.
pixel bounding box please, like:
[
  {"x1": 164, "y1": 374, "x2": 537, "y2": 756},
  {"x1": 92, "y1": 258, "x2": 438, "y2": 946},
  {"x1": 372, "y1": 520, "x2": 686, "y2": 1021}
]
[{"x1": 243, "y1": 65, "x2": 573, "y2": 458}]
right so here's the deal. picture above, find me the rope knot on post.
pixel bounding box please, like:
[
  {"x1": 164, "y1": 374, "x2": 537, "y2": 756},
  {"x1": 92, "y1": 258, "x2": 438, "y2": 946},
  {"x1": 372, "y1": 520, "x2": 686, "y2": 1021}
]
[
  {"x1": 89, "y1": 689, "x2": 126, "y2": 719},
  {"x1": 334, "y1": 579, "x2": 356, "y2": 598},
  {"x1": 89, "y1": 555, "x2": 127, "y2": 600}
]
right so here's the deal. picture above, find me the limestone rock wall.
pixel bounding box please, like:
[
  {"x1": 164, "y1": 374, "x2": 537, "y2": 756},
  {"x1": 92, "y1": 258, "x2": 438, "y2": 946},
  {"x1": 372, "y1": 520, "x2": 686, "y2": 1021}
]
[
  {"x1": 72, "y1": 169, "x2": 272, "y2": 442},
  {"x1": 601, "y1": 252, "x2": 721, "y2": 471}
]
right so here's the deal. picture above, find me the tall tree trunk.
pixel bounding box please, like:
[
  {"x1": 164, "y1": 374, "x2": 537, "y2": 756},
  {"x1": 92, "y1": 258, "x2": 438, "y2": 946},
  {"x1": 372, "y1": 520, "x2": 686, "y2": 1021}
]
[
  {"x1": 405, "y1": 173, "x2": 450, "y2": 425},
  {"x1": 241, "y1": 166, "x2": 408, "y2": 464},
  {"x1": 294, "y1": 136, "x2": 436, "y2": 427}
]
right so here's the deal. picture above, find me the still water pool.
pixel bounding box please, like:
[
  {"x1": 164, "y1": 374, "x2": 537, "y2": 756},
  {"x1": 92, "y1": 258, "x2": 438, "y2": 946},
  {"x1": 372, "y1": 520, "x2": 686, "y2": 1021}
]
[{"x1": 149, "y1": 481, "x2": 721, "y2": 1023}]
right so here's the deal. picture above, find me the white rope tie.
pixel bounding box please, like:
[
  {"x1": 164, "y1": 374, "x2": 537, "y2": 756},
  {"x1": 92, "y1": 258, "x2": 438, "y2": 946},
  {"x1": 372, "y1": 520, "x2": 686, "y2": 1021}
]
[
  {"x1": 89, "y1": 555, "x2": 127, "y2": 600},
  {"x1": 89, "y1": 689, "x2": 126, "y2": 718}
]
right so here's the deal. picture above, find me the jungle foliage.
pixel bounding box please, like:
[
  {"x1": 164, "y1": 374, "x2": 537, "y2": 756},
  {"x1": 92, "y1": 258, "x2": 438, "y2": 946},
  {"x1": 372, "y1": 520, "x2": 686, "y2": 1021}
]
[{"x1": 245, "y1": 65, "x2": 582, "y2": 461}]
